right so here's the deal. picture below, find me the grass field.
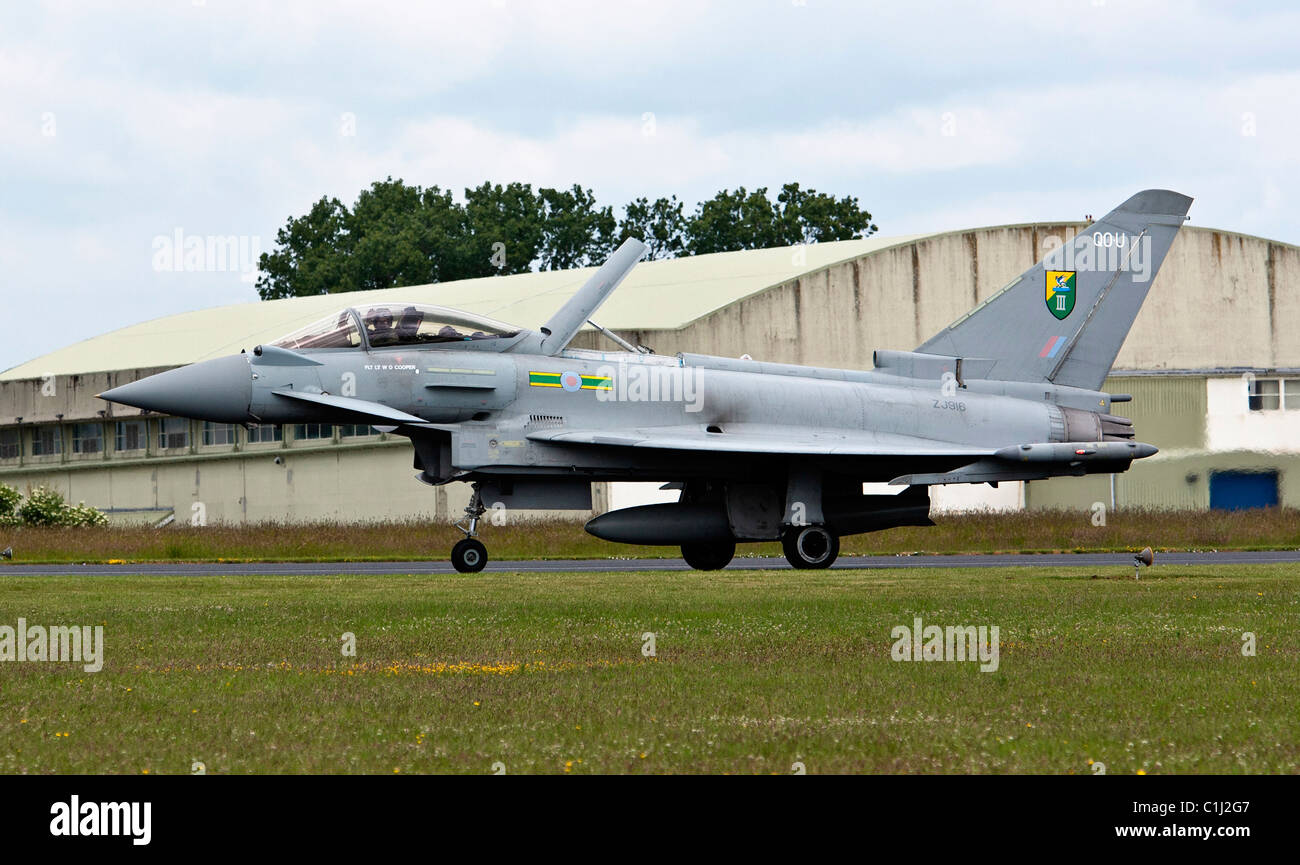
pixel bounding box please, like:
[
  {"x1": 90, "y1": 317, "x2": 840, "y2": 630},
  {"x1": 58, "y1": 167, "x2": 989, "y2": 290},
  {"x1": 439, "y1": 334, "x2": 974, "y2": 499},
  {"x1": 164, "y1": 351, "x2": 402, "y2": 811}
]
[
  {"x1": 2, "y1": 563, "x2": 1296, "y2": 774},
  {"x1": 3, "y1": 506, "x2": 1300, "y2": 563}
]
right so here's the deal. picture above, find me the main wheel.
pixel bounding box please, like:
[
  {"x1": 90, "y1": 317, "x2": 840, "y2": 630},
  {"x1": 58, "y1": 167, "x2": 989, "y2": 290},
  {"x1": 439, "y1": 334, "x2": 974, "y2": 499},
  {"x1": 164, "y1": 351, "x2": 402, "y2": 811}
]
[
  {"x1": 451, "y1": 538, "x2": 488, "y2": 573},
  {"x1": 782, "y1": 526, "x2": 839, "y2": 569},
  {"x1": 681, "y1": 540, "x2": 736, "y2": 571}
]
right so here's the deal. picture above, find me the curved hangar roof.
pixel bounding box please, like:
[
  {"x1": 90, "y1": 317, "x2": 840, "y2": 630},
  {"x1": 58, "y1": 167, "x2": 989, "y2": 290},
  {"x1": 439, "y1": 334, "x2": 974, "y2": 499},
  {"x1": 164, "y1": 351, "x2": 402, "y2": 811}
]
[{"x1": 1, "y1": 234, "x2": 924, "y2": 380}]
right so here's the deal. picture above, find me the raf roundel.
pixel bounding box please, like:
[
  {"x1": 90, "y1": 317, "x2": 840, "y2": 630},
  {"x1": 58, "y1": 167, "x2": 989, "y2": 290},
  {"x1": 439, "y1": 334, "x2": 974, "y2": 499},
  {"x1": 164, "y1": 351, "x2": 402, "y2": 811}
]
[{"x1": 560, "y1": 371, "x2": 583, "y2": 392}]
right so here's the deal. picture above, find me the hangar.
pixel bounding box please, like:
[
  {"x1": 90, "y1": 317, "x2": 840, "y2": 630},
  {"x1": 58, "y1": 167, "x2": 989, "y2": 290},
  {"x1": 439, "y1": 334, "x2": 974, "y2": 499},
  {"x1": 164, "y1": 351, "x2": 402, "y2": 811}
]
[{"x1": 2, "y1": 219, "x2": 1298, "y2": 525}]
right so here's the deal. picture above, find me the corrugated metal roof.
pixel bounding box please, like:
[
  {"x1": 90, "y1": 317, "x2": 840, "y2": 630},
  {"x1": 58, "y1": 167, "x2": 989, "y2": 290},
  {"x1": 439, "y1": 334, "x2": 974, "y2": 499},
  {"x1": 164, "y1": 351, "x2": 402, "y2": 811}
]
[{"x1": 2, "y1": 234, "x2": 926, "y2": 380}]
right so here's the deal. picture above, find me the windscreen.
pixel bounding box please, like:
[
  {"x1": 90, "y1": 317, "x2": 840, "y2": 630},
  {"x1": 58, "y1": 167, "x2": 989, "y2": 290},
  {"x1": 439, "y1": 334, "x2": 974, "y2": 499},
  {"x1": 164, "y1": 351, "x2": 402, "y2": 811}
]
[{"x1": 271, "y1": 310, "x2": 362, "y2": 349}]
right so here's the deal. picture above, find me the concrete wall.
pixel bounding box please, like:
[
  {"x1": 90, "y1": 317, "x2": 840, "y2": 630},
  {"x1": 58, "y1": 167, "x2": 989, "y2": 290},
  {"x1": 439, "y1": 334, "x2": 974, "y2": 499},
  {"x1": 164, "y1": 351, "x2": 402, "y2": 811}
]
[
  {"x1": 0, "y1": 367, "x2": 165, "y2": 426},
  {"x1": 0, "y1": 425, "x2": 460, "y2": 524},
  {"x1": 0, "y1": 418, "x2": 616, "y2": 526}
]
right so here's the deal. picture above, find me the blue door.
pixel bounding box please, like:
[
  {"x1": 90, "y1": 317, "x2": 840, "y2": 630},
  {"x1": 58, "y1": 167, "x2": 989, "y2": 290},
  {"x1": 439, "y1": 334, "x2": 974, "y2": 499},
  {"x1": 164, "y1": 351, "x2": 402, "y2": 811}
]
[{"x1": 1209, "y1": 471, "x2": 1279, "y2": 510}]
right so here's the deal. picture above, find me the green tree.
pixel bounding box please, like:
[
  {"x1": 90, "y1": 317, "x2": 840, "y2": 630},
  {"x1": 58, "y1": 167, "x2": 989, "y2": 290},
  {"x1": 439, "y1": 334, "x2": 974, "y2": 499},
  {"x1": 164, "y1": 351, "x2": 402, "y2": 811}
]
[
  {"x1": 345, "y1": 178, "x2": 444, "y2": 291},
  {"x1": 461, "y1": 181, "x2": 547, "y2": 277},
  {"x1": 539, "y1": 185, "x2": 617, "y2": 270},
  {"x1": 685, "y1": 184, "x2": 877, "y2": 255},
  {"x1": 255, "y1": 196, "x2": 350, "y2": 299},
  {"x1": 685, "y1": 186, "x2": 784, "y2": 255},
  {"x1": 420, "y1": 185, "x2": 475, "y2": 281},
  {"x1": 254, "y1": 178, "x2": 880, "y2": 298},
  {"x1": 618, "y1": 196, "x2": 688, "y2": 260},
  {"x1": 775, "y1": 182, "x2": 878, "y2": 243}
]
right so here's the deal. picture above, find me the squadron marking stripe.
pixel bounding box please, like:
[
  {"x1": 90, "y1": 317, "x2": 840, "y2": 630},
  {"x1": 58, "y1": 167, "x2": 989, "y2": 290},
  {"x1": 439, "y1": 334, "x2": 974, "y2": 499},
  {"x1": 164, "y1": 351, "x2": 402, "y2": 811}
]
[
  {"x1": 528, "y1": 371, "x2": 563, "y2": 387},
  {"x1": 528, "y1": 371, "x2": 612, "y2": 390},
  {"x1": 1038, "y1": 335, "x2": 1067, "y2": 358}
]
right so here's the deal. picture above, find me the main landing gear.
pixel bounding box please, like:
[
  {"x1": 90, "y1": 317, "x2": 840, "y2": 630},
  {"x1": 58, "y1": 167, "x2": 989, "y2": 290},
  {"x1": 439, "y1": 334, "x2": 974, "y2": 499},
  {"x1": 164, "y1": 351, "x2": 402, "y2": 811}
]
[
  {"x1": 782, "y1": 525, "x2": 839, "y2": 569},
  {"x1": 451, "y1": 484, "x2": 488, "y2": 573},
  {"x1": 679, "y1": 528, "x2": 839, "y2": 570}
]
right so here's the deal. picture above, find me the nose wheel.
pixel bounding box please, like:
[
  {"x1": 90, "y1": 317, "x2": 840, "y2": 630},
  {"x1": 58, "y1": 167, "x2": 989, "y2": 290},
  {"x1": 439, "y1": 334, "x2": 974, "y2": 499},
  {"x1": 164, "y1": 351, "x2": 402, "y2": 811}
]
[
  {"x1": 451, "y1": 483, "x2": 489, "y2": 573},
  {"x1": 451, "y1": 537, "x2": 487, "y2": 573}
]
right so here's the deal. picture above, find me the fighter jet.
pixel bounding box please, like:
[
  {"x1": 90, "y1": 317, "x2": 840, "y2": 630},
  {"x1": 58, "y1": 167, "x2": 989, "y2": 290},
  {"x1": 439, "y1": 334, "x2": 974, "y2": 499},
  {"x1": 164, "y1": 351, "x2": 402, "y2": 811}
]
[{"x1": 100, "y1": 189, "x2": 1191, "y2": 572}]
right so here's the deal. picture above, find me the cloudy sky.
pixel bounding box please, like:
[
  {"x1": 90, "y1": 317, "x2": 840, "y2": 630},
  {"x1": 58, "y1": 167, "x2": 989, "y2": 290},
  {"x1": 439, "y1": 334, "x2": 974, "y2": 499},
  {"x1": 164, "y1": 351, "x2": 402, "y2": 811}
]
[{"x1": 2, "y1": 0, "x2": 1297, "y2": 372}]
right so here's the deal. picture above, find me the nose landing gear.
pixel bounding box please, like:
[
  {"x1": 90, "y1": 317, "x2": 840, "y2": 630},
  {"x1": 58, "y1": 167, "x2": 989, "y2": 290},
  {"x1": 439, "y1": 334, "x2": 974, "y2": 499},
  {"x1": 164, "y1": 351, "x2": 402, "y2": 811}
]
[{"x1": 451, "y1": 484, "x2": 488, "y2": 573}]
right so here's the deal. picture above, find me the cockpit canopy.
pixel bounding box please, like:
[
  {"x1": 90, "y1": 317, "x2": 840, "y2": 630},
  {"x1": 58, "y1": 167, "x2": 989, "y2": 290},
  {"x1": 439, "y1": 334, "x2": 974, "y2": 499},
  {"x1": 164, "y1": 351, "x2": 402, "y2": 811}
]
[{"x1": 271, "y1": 304, "x2": 523, "y2": 351}]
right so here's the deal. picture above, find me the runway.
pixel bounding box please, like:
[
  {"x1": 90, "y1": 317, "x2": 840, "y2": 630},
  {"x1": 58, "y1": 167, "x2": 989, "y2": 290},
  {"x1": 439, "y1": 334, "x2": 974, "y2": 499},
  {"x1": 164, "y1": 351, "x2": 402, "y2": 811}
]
[{"x1": 3, "y1": 549, "x2": 1298, "y2": 576}]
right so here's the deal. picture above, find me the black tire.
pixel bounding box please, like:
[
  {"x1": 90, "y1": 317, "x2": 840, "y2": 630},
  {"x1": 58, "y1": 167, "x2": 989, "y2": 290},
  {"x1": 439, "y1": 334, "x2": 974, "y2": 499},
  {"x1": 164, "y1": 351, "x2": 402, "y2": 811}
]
[
  {"x1": 451, "y1": 538, "x2": 488, "y2": 573},
  {"x1": 681, "y1": 540, "x2": 736, "y2": 571},
  {"x1": 782, "y1": 526, "x2": 839, "y2": 569}
]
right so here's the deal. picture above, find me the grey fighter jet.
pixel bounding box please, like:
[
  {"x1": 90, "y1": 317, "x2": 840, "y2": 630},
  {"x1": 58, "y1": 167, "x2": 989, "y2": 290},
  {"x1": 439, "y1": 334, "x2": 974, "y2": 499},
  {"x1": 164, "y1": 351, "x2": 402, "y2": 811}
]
[{"x1": 100, "y1": 190, "x2": 1191, "y2": 572}]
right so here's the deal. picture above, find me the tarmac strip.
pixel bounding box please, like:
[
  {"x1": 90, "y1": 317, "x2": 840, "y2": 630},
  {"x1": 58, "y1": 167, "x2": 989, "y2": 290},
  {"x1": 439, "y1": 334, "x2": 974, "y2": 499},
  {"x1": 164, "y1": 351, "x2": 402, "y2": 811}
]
[{"x1": 3, "y1": 549, "x2": 1298, "y2": 576}]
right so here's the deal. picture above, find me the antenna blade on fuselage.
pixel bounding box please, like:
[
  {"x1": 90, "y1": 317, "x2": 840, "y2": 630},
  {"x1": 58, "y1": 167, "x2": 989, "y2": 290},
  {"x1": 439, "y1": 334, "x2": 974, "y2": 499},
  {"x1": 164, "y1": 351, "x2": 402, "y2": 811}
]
[{"x1": 539, "y1": 237, "x2": 647, "y2": 356}]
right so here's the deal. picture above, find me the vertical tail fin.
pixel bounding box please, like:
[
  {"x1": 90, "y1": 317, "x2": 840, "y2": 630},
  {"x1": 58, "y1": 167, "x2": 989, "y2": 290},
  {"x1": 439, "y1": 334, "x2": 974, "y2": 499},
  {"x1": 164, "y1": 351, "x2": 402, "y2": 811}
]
[{"x1": 917, "y1": 189, "x2": 1192, "y2": 390}]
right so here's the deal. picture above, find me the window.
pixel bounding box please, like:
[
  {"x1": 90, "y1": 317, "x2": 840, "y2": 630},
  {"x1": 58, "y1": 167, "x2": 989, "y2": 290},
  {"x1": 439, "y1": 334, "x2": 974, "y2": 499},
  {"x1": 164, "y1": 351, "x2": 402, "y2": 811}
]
[
  {"x1": 30, "y1": 425, "x2": 62, "y2": 456},
  {"x1": 115, "y1": 420, "x2": 147, "y2": 452},
  {"x1": 202, "y1": 422, "x2": 236, "y2": 446},
  {"x1": 1248, "y1": 378, "x2": 1280, "y2": 411},
  {"x1": 247, "y1": 424, "x2": 282, "y2": 443},
  {"x1": 72, "y1": 423, "x2": 103, "y2": 454},
  {"x1": 338, "y1": 424, "x2": 377, "y2": 438},
  {"x1": 158, "y1": 417, "x2": 189, "y2": 450},
  {"x1": 294, "y1": 424, "x2": 333, "y2": 442},
  {"x1": 1286, "y1": 379, "x2": 1300, "y2": 411},
  {"x1": 0, "y1": 428, "x2": 19, "y2": 460}
]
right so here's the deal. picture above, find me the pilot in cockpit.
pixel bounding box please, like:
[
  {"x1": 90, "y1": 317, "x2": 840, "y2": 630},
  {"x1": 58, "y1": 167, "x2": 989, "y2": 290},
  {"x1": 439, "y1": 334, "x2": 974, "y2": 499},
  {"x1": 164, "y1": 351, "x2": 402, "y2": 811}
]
[
  {"x1": 397, "y1": 307, "x2": 422, "y2": 342},
  {"x1": 366, "y1": 308, "x2": 396, "y2": 346}
]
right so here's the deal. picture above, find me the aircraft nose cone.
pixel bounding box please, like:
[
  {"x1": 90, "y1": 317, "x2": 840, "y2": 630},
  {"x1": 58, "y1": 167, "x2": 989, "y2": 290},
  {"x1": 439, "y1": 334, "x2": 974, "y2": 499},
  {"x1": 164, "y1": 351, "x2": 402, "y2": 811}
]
[{"x1": 99, "y1": 354, "x2": 253, "y2": 423}]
